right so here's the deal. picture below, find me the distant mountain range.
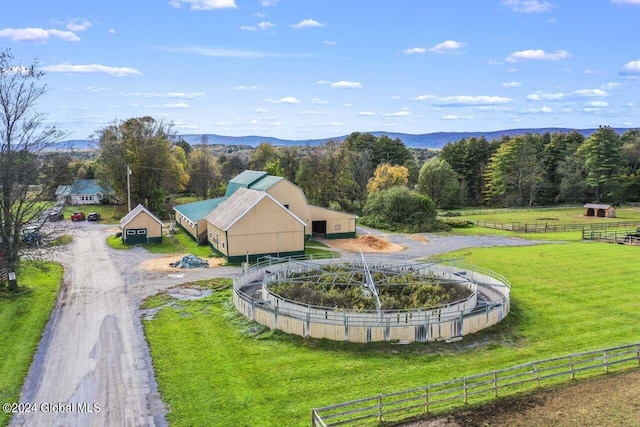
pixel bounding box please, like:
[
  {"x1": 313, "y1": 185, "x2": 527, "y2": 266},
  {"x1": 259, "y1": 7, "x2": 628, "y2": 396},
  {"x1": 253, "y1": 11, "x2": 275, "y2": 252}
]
[{"x1": 57, "y1": 127, "x2": 636, "y2": 151}]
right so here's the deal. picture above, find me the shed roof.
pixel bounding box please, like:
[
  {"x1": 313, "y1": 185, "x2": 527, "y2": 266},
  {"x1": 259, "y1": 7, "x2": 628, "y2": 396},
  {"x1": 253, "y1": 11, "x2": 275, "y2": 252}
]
[
  {"x1": 584, "y1": 203, "x2": 614, "y2": 209},
  {"x1": 224, "y1": 170, "x2": 268, "y2": 197},
  {"x1": 55, "y1": 185, "x2": 71, "y2": 196},
  {"x1": 69, "y1": 179, "x2": 112, "y2": 196},
  {"x1": 248, "y1": 175, "x2": 283, "y2": 191},
  {"x1": 173, "y1": 197, "x2": 226, "y2": 223},
  {"x1": 120, "y1": 204, "x2": 163, "y2": 228},
  {"x1": 207, "y1": 187, "x2": 306, "y2": 231}
]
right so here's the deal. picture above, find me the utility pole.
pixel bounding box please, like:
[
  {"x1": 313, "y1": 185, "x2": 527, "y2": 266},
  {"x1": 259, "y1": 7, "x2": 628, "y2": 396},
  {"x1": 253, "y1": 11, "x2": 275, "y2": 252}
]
[{"x1": 127, "y1": 164, "x2": 132, "y2": 213}]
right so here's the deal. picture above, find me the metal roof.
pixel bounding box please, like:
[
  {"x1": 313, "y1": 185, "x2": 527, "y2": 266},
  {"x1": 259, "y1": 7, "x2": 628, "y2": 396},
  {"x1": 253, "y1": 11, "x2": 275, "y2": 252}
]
[
  {"x1": 207, "y1": 187, "x2": 306, "y2": 231},
  {"x1": 173, "y1": 197, "x2": 227, "y2": 223},
  {"x1": 55, "y1": 185, "x2": 71, "y2": 196},
  {"x1": 584, "y1": 203, "x2": 613, "y2": 209},
  {"x1": 69, "y1": 179, "x2": 112, "y2": 196},
  {"x1": 120, "y1": 204, "x2": 163, "y2": 228},
  {"x1": 224, "y1": 170, "x2": 268, "y2": 197},
  {"x1": 248, "y1": 175, "x2": 282, "y2": 191}
]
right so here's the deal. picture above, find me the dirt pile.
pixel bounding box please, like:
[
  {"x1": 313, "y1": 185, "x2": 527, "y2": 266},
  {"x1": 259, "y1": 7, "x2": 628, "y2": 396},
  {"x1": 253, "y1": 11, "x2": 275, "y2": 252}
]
[
  {"x1": 326, "y1": 234, "x2": 404, "y2": 253},
  {"x1": 359, "y1": 234, "x2": 391, "y2": 250}
]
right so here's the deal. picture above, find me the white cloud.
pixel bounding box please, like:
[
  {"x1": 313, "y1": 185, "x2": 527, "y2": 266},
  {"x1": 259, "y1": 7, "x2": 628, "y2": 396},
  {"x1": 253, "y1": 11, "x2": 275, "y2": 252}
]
[
  {"x1": 390, "y1": 95, "x2": 402, "y2": 100},
  {"x1": 442, "y1": 115, "x2": 474, "y2": 120},
  {"x1": 233, "y1": 85, "x2": 258, "y2": 90},
  {"x1": 611, "y1": 0, "x2": 640, "y2": 4},
  {"x1": 626, "y1": 102, "x2": 635, "y2": 107},
  {"x1": 255, "y1": 108, "x2": 269, "y2": 113},
  {"x1": 108, "y1": 28, "x2": 116, "y2": 34},
  {"x1": 385, "y1": 111, "x2": 411, "y2": 117},
  {"x1": 501, "y1": 81, "x2": 522, "y2": 87},
  {"x1": 330, "y1": 122, "x2": 347, "y2": 126},
  {"x1": 290, "y1": 19, "x2": 325, "y2": 29},
  {"x1": 488, "y1": 59, "x2": 504, "y2": 65},
  {"x1": 311, "y1": 98, "x2": 330, "y2": 104},
  {"x1": 240, "y1": 25, "x2": 257, "y2": 31},
  {"x1": 427, "y1": 40, "x2": 465, "y2": 54},
  {"x1": 149, "y1": 103, "x2": 190, "y2": 109},
  {"x1": 502, "y1": 0, "x2": 553, "y2": 13},
  {"x1": 0, "y1": 27, "x2": 80, "y2": 42},
  {"x1": 163, "y1": 46, "x2": 312, "y2": 58},
  {"x1": 585, "y1": 101, "x2": 609, "y2": 107},
  {"x1": 357, "y1": 112, "x2": 376, "y2": 116},
  {"x1": 623, "y1": 121, "x2": 634, "y2": 126},
  {"x1": 301, "y1": 110, "x2": 321, "y2": 115},
  {"x1": 506, "y1": 49, "x2": 570, "y2": 62},
  {"x1": 411, "y1": 94, "x2": 512, "y2": 106},
  {"x1": 314, "y1": 80, "x2": 330, "y2": 85},
  {"x1": 258, "y1": 21, "x2": 276, "y2": 30},
  {"x1": 169, "y1": 0, "x2": 237, "y2": 10},
  {"x1": 620, "y1": 60, "x2": 640, "y2": 76},
  {"x1": 66, "y1": 19, "x2": 91, "y2": 32},
  {"x1": 323, "y1": 40, "x2": 337, "y2": 46},
  {"x1": 271, "y1": 96, "x2": 299, "y2": 104},
  {"x1": 260, "y1": 0, "x2": 279, "y2": 6},
  {"x1": 519, "y1": 107, "x2": 553, "y2": 114},
  {"x1": 526, "y1": 88, "x2": 608, "y2": 101},
  {"x1": 43, "y1": 64, "x2": 142, "y2": 76},
  {"x1": 548, "y1": 17, "x2": 557, "y2": 24},
  {"x1": 601, "y1": 82, "x2": 621, "y2": 90},
  {"x1": 343, "y1": 103, "x2": 353, "y2": 107},
  {"x1": 402, "y1": 47, "x2": 427, "y2": 55},
  {"x1": 331, "y1": 81, "x2": 362, "y2": 89},
  {"x1": 121, "y1": 91, "x2": 205, "y2": 99},
  {"x1": 506, "y1": 68, "x2": 518, "y2": 72}
]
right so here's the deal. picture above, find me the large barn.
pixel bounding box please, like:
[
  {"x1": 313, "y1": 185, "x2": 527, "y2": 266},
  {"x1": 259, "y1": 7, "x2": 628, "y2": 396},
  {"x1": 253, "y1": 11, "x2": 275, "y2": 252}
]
[
  {"x1": 172, "y1": 170, "x2": 357, "y2": 261},
  {"x1": 206, "y1": 188, "x2": 306, "y2": 262}
]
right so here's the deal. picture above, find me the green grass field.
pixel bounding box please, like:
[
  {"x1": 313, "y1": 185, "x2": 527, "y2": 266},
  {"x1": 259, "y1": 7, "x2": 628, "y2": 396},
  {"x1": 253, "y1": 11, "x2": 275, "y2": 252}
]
[
  {"x1": 62, "y1": 204, "x2": 128, "y2": 224},
  {"x1": 457, "y1": 206, "x2": 640, "y2": 225},
  {"x1": 0, "y1": 262, "x2": 64, "y2": 427},
  {"x1": 142, "y1": 240, "x2": 640, "y2": 426},
  {"x1": 106, "y1": 229, "x2": 216, "y2": 258}
]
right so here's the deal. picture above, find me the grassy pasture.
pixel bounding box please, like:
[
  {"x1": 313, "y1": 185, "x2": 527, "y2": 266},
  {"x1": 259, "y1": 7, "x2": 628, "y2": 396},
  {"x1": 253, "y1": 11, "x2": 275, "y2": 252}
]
[
  {"x1": 142, "y1": 240, "x2": 640, "y2": 426},
  {"x1": 0, "y1": 263, "x2": 63, "y2": 427},
  {"x1": 62, "y1": 204, "x2": 128, "y2": 224},
  {"x1": 458, "y1": 206, "x2": 640, "y2": 225}
]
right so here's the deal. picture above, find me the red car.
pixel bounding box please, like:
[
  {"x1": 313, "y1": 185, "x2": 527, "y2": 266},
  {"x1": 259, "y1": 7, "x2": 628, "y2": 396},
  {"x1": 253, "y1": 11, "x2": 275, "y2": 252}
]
[{"x1": 71, "y1": 212, "x2": 86, "y2": 221}]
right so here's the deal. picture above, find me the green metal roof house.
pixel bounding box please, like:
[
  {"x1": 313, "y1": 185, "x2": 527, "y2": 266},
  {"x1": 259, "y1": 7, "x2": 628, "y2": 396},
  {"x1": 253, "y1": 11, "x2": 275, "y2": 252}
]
[{"x1": 67, "y1": 179, "x2": 115, "y2": 205}]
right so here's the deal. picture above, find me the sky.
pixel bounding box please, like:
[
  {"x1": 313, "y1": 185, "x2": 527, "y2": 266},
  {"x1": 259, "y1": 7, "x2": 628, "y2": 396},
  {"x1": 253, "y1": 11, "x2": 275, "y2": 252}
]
[{"x1": 1, "y1": 0, "x2": 639, "y2": 141}]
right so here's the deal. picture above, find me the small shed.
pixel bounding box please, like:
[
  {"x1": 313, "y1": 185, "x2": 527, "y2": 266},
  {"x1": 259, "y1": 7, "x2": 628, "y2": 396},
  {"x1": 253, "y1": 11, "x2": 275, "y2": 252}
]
[
  {"x1": 119, "y1": 204, "x2": 163, "y2": 244},
  {"x1": 584, "y1": 203, "x2": 616, "y2": 218}
]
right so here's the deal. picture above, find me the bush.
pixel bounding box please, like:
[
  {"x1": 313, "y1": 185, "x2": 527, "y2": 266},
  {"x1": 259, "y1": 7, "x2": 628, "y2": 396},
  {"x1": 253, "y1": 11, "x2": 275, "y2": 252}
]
[{"x1": 360, "y1": 186, "x2": 440, "y2": 232}]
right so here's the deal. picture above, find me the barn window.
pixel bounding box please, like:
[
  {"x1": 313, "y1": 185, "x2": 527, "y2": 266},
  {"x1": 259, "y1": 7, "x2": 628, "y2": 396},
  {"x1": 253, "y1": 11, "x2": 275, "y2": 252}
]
[
  {"x1": 137, "y1": 230, "x2": 146, "y2": 235},
  {"x1": 222, "y1": 243, "x2": 225, "y2": 248},
  {"x1": 334, "y1": 224, "x2": 341, "y2": 231},
  {"x1": 126, "y1": 230, "x2": 136, "y2": 235}
]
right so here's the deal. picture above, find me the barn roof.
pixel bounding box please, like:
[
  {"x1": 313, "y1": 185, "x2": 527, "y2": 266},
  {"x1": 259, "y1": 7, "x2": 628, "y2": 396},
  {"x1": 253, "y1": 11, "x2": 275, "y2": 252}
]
[
  {"x1": 584, "y1": 203, "x2": 614, "y2": 209},
  {"x1": 120, "y1": 204, "x2": 163, "y2": 228},
  {"x1": 69, "y1": 179, "x2": 112, "y2": 196},
  {"x1": 207, "y1": 187, "x2": 305, "y2": 231},
  {"x1": 55, "y1": 185, "x2": 71, "y2": 196},
  {"x1": 224, "y1": 170, "x2": 268, "y2": 197},
  {"x1": 248, "y1": 175, "x2": 282, "y2": 191},
  {"x1": 173, "y1": 197, "x2": 226, "y2": 223}
]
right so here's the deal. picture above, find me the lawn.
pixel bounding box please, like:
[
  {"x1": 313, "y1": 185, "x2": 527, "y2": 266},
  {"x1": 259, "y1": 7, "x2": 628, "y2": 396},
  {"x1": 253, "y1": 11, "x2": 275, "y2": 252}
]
[
  {"x1": 142, "y1": 240, "x2": 640, "y2": 426},
  {"x1": 62, "y1": 204, "x2": 128, "y2": 224},
  {"x1": 455, "y1": 206, "x2": 640, "y2": 225},
  {"x1": 106, "y1": 229, "x2": 215, "y2": 258},
  {"x1": 0, "y1": 262, "x2": 64, "y2": 427},
  {"x1": 304, "y1": 238, "x2": 336, "y2": 257}
]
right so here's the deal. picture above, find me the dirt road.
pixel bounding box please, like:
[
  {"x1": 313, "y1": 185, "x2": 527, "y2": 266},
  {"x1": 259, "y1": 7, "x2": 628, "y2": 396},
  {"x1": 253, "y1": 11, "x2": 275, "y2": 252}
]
[{"x1": 11, "y1": 224, "x2": 238, "y2": 427}]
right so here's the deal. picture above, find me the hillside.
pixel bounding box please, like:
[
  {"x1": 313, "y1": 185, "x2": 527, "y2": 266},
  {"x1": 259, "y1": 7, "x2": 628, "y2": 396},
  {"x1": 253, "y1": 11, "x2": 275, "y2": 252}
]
[{"x1": 57, "y1": 127, "x2": 635, "y2": 151}]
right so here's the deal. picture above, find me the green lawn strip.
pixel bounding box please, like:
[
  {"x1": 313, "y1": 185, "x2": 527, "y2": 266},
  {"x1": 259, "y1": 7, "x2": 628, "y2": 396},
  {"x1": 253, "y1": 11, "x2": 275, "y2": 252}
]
[
  {"x1": 450, "y1": 226, "x2": 583, "y2": 242},
  {"x1": 62, "y1": 204, "x2": 128, "y2": 224},
  {"x1": 106, "y1": 235, "x2": 128, "y2": 250},
  {"x1": 456, "y1": 206, "x2": 640, "y2": 225},
  {"x1": 106, "y1": 230, "x2": 216, "y2": 258},
  {"x1": 0, "y1": 262, "x2": 64, "y2": 427},
  {"x1": 143, "y1": 240, "x2": 640, "y2": 426}
]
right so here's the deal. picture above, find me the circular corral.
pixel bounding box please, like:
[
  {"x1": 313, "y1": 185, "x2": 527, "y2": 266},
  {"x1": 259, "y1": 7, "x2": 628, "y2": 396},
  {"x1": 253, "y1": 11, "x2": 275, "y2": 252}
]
[{"x1": 233, "y1": 256, "x2": 511, "y2": 343}]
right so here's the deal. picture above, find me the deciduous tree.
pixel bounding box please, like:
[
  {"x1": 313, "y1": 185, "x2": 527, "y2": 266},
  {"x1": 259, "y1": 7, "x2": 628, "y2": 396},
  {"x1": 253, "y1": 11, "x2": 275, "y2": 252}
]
[
  {"x1": 367, "y1": 164, "x2": 408, "y2": 192},
  {"x1": 417, "y1": 157, "x2": 461, "y2": 208}
]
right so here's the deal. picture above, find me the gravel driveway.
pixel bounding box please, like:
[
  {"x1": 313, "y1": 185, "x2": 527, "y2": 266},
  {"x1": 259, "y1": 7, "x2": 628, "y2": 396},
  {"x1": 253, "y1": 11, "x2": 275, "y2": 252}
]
[{"x1": 11, "y1": 224, "x2": 238, "y2": 427}]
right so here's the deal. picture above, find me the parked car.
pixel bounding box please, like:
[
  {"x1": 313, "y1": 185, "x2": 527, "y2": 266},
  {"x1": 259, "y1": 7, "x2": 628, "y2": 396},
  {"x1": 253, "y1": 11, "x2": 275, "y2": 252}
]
[
  {"x1": 48, "y1": 211, "x2": 64, "y2": 221},
  {"x1": 87, "y1": 212, "x2": 101, "y2": 221},
  {"x1": 71, "y1": 211, "x2": 86, "y2": 221},
  {"x1": 21, "y1": 227, "x2": 43, "y2": 246}
]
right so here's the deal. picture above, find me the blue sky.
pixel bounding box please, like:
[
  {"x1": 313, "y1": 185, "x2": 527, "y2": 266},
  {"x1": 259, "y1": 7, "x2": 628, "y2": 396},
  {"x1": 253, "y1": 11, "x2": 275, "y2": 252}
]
[{"x1": 1, "y1": 0, "x2": 639, "y2": 140}]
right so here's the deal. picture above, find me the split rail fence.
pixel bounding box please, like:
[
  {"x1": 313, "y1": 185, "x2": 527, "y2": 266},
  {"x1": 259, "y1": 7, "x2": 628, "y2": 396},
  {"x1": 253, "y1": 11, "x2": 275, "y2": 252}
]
[
  {"x1": 468, "y1": 220, "x2": 640, "y2": 233},
  {"x1": 311, "y1": 343, "x2": 640, "y2": 426},
  {"x1": 582, "y1": 229, "x2": 640, "y2": 245}
]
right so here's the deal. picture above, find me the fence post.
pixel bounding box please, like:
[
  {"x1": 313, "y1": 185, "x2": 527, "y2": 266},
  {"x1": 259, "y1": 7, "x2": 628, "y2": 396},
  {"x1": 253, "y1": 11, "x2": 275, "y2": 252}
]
[
  {"x1": 604, "y1": 351, "x2": 609, "y2": 373},
  {"x1": 493, "y1": 372, "x2": 498, "y2": 397},
  {"x1": 535, "y1": 363, "x2": 540, "y2": 387},
  {"x1": 569, "y1": 355, "x2": 575, "y2": 380},
  {"x1": 378, "y1": 395, "x2": 383, "y2": 422},
  {"x1": 425, "y1": 386, "x2": 429, "y2": 414},
  {"x1": 636, "y1": 344, "x2": 640, "y2": 365},
  {"x1": 463, "y1": 378, "x2": 468, "y2": 404}
]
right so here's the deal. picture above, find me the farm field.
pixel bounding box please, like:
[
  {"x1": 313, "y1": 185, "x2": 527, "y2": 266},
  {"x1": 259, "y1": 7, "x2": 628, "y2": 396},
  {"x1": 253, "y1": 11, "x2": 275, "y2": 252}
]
[
  {"x1": 142, "y1": 240, "x2": 640, "y2": 426},
  {"x1": 0, "y1": 263, "x2": 63, "y2": 427},
  {"x1": 455, "y1": 206, "x2": 640, "y2": 225}
]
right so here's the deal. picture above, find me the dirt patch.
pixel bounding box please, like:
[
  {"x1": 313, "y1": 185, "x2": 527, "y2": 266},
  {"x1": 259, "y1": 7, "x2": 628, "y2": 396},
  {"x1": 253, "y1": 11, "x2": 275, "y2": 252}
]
[
  {"x1": 408, "y1": 235, "x2": 430, "y2": 243},
  {"x1": 328, "y1": 234, "x2": 404, "y2": 253},
  {"x1": 140, "y1": 254, "x2": 223, "y2": 272},
  {"x1": 403, "y1": 368, "x2": 640, "y2": 427}
]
